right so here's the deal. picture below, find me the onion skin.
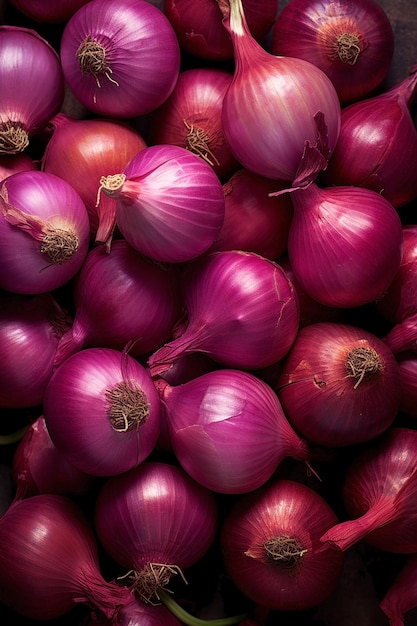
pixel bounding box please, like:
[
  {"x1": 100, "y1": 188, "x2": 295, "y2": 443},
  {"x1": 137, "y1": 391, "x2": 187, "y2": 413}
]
[
  {"x1": 380, "y1": 554, "x2": 417, "y2": 626},
  {"x1": 277, "y1": 322, "x2": 401, "y2": 447},
  {"x1": 0, "y1": 494, "x2": 133, "y2": 620},
  {"x1": 221, "y1": 479, "x2": 344, "y2": 611},
  {"x1": 271, "y1": 0, "x2": 394, "y2": 105},
  {"x1": 7, "y1": 0, "x2": 92, "y2": 23},
  {"x1": 287, "y1": 182, "x2": 403, "y2": 308},
  {"x1": 321, "y1": 428, "x2": 417, "y2": 553}
]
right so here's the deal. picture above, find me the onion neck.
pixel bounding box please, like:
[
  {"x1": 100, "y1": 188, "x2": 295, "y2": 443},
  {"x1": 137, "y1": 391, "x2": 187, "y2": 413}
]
[
  {"x1": 387, "y1": 64, "x2": 417, "y2": 108},
  {"x1": 0, "y1": 121, "x2": 29, "y2": 154},
  {"x1": 105, "y1": 381, "x2": 149, "y2": 432},
  {"x1": 215, "y1": 0, "x2": 267, "y2": 68}
]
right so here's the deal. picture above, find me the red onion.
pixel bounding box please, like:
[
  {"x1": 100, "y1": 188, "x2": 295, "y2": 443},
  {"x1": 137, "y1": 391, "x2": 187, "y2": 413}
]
[
  {"x1": 271, "y1": 0, "x2": 394, "y2": 105},
  {"x1": 42, "y1": 113, "x2": 147, "y2": 245},
  {"x1": 0, "y1": 292, "x2": 71, "y2": 409},
  {"x1": 377, "y1": 225, "x2": 417, "y2": 324},
  {"x1": 277, "y1": 322, "x2": 400, "y2": 447},
  {"x1": 395, "y1": 351, "x2": 417, "y2": 419},
  {"x1": 164, "y1": 0, "x2": 278, "y2": 61},
  {"x1": 380, "y1": 554, "x2": 417, "y2": 626},
  {"x1": 210, "y1": 169, "x2": 293, "y2": 260},
  {"x1": 89, "y1": 599, "x2": 184, "y2": 626},
  {"x1": 60, "y1": 0, "x2": 181, "y2": 118},
  {"x1": 12, "y1": 415, "x2": 95, "y2": 499},
  {"x1": 149, "y1": 67, "x2": 239, "y2": 181},
  {"x1": 0, "y1": 153, "x2": 37, "y2": 181},
  {"x1": 321, "y1": 427, "x2": 417, "y2": 553},
  {"x1": 321, "y1": 67, "x2": 417, "y2": 208},
  {"x1": 148, "y1": 250, "x2": 300, "y2": 375},
  {"x1": 382, "y1": 313, "x2": 417, "y2": 354},
  {"x1": 0, "y1": 170, "x2": 90, "y2": 294},
  {"x1": 94, "y1": 461, "x2": 218, "y2": 604},
  {"x1": 285, "y1": 181, "x2": 403, "y2": 308},
  {"x1": 98, "y1": 144, "x2": 225, "y2": 263},
  {"x1": 43, "y1": 347, "x2": 162, "y2": 477},
  {"x1": 158, "y1": 369, "x2": 311, "y2": 494},
  {"x1": 8, "y1": 0, "x2": 91, "y2": 23},
  {"x1": 216, "y1": 0, "x2": 341, "y2": 186},
  {"x1": 0, "y1": 494, "x2": 133, "y2": 620},
  {"x1": 54, "y1": 240, "x2": 182, "y2": 368},
  {"x1": 0, "y1": 26, "x2": 64, "y2": 154},
  {"x1": 221, "y1": 479, "x2": 344, "y2": 611}
]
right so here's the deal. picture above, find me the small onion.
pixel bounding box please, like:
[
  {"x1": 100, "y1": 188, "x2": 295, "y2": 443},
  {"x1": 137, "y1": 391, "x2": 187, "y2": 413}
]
[
  {"x1": 277, "y1": 322, "x2": 401, "y2": 447},
  {"x1": 60, "y1": 0, "x2": 181, "y2": 118},
  {"x1": 43, "y1": 347, "x2": 162, "y2": 477},
  {"x1": 286, "y1": 181, "x2": 403, "y2": 308},
  {"x1": 98, "y1": 144, "x2": 225, "y2": 263},
  {"x1": 221, "y1": 479, "x2": 345, "y2": 611},
  {"x1": 158, "y1": 369, "x2": 311, "y2": 494},
  {"x1": 0, "y1": 170, "x2": 90, "y2": 294},
  {"x1": 271, "y1": 0, "x2": 394, "y2": 104},
  {"x1": 54, "y1": 240, "x2": 182, "y2": 368},
  {"x1": 321, "y1": 427, "x2": 417, "y2": 553},
  {"x1": 94, "y1": 461, "x2": 218, "y2": 604},
  {"x1": 148, "y1": 250, "x2": 300, "y2": 375},
  {"x1": 216, "y1": 0, "x2": 341, "y2": 186}
]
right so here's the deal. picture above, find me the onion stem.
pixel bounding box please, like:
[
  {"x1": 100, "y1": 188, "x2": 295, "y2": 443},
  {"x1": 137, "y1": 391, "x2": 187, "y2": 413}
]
[
  {"x1": 0, "y1": 426, "x2": 27, "y2": 445},
  {"x1": 158, "y1": 589, "x2": 246, "y2": 626}
]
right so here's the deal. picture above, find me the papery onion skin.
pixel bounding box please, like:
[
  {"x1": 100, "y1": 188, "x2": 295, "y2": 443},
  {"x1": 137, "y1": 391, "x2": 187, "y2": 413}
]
[
  {"x1": 0, "y1": 26, "x2": 65, "y2": 154},
  {"x1": 42, "y1": 113, "x2": 147, "y2": 243},
  {"x1": 0, "y1": 494, "x2": 133, "y2": 620},
  {"x1": 164, "y1": 0, "x2": 278, "y2": 61},
  {"x1": 380, "y1": 554, "x2": 417, "y2": 626},
  {"x1": 287, "y1": 182, "x2": 403, "y2": 308},
  {"x1": 160, "y1": 369, "x2": 311, "y2": 494},
  {"x1": 0, "y1": 293, "x2": 71, "y2": 409},
  {"x1": 321, "y1": 68, "x2": 417, "y2": 208},
  {"x1": 221, "y1": 479, "x2": 344, "y2": 611},
  {"x1": 43, "y1": 347, "x2": 162, "y2": 477},
  {"x1": 60, "y1": 0, "x2": 181, "y2": 118},
  {"x1": 210, "y1": 169, "x2": 293, "y2": 260},
  {"x1": 100, "y1": 144, "x2": 226, "y2": 263},
  {"x1": 0, "y1": 170, "x2": 90, "y2": 294},
  {"x1": 277, "y1": 322, "x2": 401, "y2": 447},
  {"x1": 94, "y1": 461, "x2": 218, "y2": 601},
  {"x1": 271, "y1": 0, "x2": 394, "y2": 105},
  {"x1": 148, "y1": 250, "x2": 300, "y2": 375},
  {"x1": 216, "y1": 0, "x2": 341, "y2": 186},
  {"x1": 12, "y1": 415, "x2": 95, "y2": 499},
  {"x1": 148, "y1": 67, "x2": 239, "y2": 181},
  {"x1": 321, "y1": 428, "x2": 417, "y2": 553},
  {"x1": 54, "y1": 240, "x2": 182, "y2": 368}
]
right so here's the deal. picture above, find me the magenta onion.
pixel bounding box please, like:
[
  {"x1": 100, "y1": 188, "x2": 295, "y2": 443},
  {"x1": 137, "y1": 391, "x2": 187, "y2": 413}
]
[
  {"x1": 321, "y1": 67, "x2": 417, "y2": 208},
  {"x1": 12, "y1": 415, "x2": 95, "y2": 499},
  {"x1": 149, "y1": 67, "x2": 239, "y2": 181},
  {"x1": 0, "y1": 26, "x2": 64, "y2": 154},
  {"x1": 285, "y1": 181, "x2": 403, "y2": 308},
  {"x1": 43, "y1": 347, "x2": 162, "y2": 477},
  {"x1": 382, "y1": 313, "x2": 417, "y2": 355},
  {"x1": 271, "y1": 0, "x2": 394, "y2": 105},
  {"x1": 164, "y1": 0, "x2": 278, "y2": 61},
  {"x1": 0, "y1": 153, "x2": 37, "y2": 180},
  {"x1": 54, "y1": 240, "x2": 182, "y2": 368},
  {"x1": 277, "y1": 322, "x2": 400, "y2": 447},
  {"x1": 158, "y1": 369, "x2": 311, "y2": 494},
  {"x1": 395, "y1": 352, "x2": 417, "y2": 419},
  {"x1": 377, "y1": 225, "x2": 417, "y2": 324},
  {"x1": 7, "y1": 0, "x2": 92, "y2": 23},
  {"x1": 0, "y1": 170, "x2": 90, "y2": 294},
  {"x1": 0, "y1": 292, "x2": 71, "y2": 409},
  {"x1": 94, "y1": 461, "x2": 218, "y2": 603},
  {"x1": 215, "y1": 0, "x2": 341, "y2": 186},
  {"x1": 210, "y1": 169, "x2": 293, "y2": 260},
  {"x1": 98, "y1": 144, "x2": 225, "y2": 263},
  {"x1": 42, "y1": 113, "x2": 147, "y2": 245},
  {"x1": 60, "y1": 0, "x2": 180, "y2": 118},
  {"x1": 148, "y1": 250, "x2": 300, "y2": 375},
  {"x1": 321, "y1": 427, "x2": 417, "y2": 553},
  {"x1": 221, "y1": 479, "x2": 344, "y2": 611},
  {"x1": 0, "y1": 494, "x2": 133, "y2": 620},
  {"x1": 380, "y1": 554, "x2": 417, "y2": 626}
]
